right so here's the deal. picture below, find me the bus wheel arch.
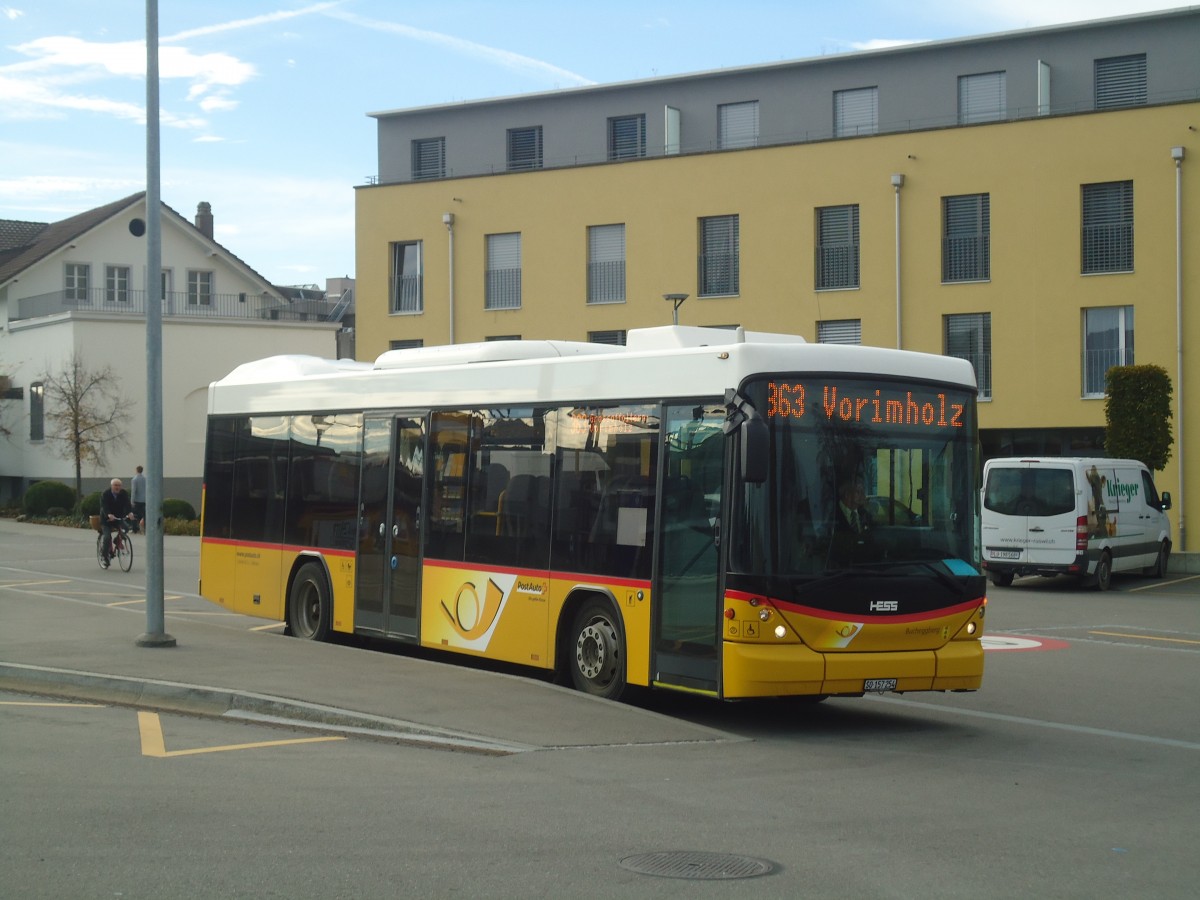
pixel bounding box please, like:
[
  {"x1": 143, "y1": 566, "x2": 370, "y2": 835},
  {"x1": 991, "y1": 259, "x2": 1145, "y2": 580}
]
[
  {"x1": 558, "y1": 590, "x2": 627, "y2": 700},
  {"x1": 287, "y1": 557, "x2": 333, "y2": 641}
]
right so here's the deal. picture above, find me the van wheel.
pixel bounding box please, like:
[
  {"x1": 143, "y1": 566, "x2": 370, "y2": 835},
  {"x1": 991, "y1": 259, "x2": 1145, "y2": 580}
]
[
  {"x1": 1144, "y1": 542, "x2": 1169, "y2": 578},
  {"x1": 1093, "y1": 551, "x2": 1113, "y2": 592},
  {"x1": 990, "y1": 572, "x2": 1014, "y2": 588}
]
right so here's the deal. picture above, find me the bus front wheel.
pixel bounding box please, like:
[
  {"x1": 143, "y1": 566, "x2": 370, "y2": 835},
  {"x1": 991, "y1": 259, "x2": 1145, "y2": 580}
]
[
  {"x1": 289, "y1": 562, "x2": 332, "y2": 641},
  {"x1": 569, "y1": 599, "x2": 626, "y2": 700}
]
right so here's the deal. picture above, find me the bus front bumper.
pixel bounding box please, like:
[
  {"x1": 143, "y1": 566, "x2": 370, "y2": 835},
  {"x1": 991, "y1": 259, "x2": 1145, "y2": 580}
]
[{"x1": 722, "y1": 640, "x2": 984, "y2": 699}]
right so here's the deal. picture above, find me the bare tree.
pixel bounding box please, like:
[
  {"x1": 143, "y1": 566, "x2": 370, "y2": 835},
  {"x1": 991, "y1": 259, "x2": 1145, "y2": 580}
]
[{"x1": 41, "y1": 351, "x2": 131, "y2": 515}]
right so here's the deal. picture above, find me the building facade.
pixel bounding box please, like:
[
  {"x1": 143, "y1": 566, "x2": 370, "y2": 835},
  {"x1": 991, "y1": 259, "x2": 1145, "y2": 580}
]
[
  {"x1": 354, "y1": 9, "x2": 1199, "y2": 551},
  {"x1": 0, "y1": 194, "x2": 347, "y2": 506}
]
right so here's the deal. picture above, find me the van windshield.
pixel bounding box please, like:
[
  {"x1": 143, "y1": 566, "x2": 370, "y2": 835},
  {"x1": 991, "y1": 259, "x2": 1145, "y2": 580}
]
[{"x1": 984, "y1": 467, "x2": 1075, "y2": 517}]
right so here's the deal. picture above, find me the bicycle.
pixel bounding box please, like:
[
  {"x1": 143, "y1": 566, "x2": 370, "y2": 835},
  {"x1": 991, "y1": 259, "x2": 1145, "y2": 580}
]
[{"x1": 96, "y1": 517, "x2": 134, "y2": 572}]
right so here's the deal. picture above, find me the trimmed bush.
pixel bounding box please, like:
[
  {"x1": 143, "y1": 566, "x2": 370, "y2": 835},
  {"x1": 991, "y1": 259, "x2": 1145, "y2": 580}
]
[
  {"x1": 163, "y1": 498, "x2": 197, "y2": 521},
  {"x1": 81, "y1": 491, "x2": 102, "y2": 516},
  {"x1": 22, "y1": 481, "x2": 76, "y2": 516}
]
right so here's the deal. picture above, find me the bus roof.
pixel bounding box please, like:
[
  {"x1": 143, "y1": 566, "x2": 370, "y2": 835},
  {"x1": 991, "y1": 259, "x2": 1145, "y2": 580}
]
[{"x1": 209, "y1": 326, "x2": 976, "y2": 416}]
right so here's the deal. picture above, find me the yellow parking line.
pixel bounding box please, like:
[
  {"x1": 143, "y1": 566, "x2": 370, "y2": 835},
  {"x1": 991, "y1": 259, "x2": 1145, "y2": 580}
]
[
  {"x1": 1089, "y1": 630, "x2": 1200, "y2": 646},
  {"x1": 0, "y1": 579, "x2": 72, "y2": 588},
  {"x1": 250, "y1": 622, "x2": 287, "y2": 632},
  {"x1": 137, "y1": 711, "x2": 344, "y2": 757}
]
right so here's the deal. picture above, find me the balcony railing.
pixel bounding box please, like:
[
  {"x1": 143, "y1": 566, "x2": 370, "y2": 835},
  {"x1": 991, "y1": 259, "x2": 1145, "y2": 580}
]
[{"x1": 11, "y1": 288, "x2": 347, "y2": 324}]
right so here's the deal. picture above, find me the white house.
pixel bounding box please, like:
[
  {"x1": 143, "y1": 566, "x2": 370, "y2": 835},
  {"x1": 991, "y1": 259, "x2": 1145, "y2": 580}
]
[{"x1": 0, "y1": 193, "x2": 352, "y2": 508}]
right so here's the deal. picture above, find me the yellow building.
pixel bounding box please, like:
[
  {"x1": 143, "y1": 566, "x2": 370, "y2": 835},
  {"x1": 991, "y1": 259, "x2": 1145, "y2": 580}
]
[{"x1": 356, "y1": 10, "x2": 1199, "y2": 554}]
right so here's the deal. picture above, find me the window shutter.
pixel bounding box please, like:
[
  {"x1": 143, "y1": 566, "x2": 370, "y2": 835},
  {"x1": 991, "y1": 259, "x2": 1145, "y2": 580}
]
[
  {"x1": 1095, "y1": 54, "x2": 1147, "y2": 109},
  {"x1": 486, "y1": 233, "x2": 522, "y2": 309},
  {"x1": 944, "y1": 313, "x2": 992, "y2": 398},
  {"x1": 699, "y1": 216, "x2": 740, "y2": 295},
  {"x1": 816, "y1": 205, "x2": 860, "y2": 289},
  {"x1": 834, "y1": 87, "x2": 878, "y2": 136},
  {"x1": 718, "y1": 101, "x2": 759, "y2": 149},
  {"x1": 817, "y1": 319, "x2": 862, "y2": 345},
  {"x1": 958, "y1": 72, "x2": 1006, "y2": 123},
  {"x1": 588, "y1": 224, "x2": 626, "y2": 303},
  {"x1": 1082, "y1": 181, "x2": 1133, "y2": 273},
  {"x1": 507, "y1": 127, "x2": 543, "y2": 170},
  {"x1": 608, "y1": 115, "x2": 645, "y2": 160},
  {"x1": 412, "y1": 138, "x2": 445, "y2": 179}
]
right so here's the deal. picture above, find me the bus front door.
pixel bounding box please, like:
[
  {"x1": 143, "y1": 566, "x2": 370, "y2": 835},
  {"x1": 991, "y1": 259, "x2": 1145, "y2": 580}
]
[
  {"x1": 356, "y1": 415, "x2": 425, "y2": 639},
  {"x1": 653, "y1": 403, "x2": 723, "y2": 694}
]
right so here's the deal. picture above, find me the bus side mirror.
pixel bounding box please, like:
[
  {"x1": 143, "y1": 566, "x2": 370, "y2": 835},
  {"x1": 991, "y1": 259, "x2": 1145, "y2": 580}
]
[{"x1": 741, "y1": 414, "x2": 768, "y2": 484}]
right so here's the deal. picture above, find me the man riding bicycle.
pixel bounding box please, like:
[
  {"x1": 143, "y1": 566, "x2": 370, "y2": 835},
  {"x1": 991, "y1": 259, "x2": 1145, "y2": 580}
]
[{"x1": 100, "y1": 477, "x2": 135, "y2": 568}]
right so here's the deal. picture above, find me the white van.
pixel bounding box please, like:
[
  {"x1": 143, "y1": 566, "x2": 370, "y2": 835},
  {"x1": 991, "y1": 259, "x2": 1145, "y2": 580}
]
[{"x1": 980, "y1": 457, "x2": 1172, "y2": 590}]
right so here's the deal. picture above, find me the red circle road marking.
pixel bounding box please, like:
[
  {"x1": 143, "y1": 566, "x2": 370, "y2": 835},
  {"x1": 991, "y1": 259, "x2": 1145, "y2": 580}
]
[{"x1": 982, "y1": 634, "x2": 1071, "y2": 651}]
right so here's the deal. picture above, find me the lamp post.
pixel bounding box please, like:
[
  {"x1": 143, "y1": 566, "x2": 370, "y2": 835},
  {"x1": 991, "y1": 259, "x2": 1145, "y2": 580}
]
[{"x1": 663, "y1": 293, "x2": 689, "y2": 325}]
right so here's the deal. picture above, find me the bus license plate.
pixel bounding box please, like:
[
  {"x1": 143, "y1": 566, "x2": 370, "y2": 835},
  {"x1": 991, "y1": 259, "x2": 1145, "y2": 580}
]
[
  {"x1": 990, "y1": 550, "x2": 1021, "y2": 559},
  {"x1": 864, "y1": 678, "x2": 897, "y2": 693}
]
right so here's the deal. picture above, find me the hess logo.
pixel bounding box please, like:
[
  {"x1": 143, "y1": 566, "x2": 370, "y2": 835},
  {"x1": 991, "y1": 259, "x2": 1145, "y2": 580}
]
[{"x1": 869, "y1": 600, "x2": 899, "y2": 612}]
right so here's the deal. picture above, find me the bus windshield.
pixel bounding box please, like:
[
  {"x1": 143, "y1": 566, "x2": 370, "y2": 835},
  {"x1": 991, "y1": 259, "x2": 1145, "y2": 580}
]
[{"x1": 731, "y1": 376, "x2": 979, "y2": 580}]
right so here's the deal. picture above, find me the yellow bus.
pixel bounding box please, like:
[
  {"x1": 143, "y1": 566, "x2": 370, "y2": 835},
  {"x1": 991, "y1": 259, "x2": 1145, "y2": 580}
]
[{"x1": 199, "y1": 326, "x2": 986, "y2": 700}]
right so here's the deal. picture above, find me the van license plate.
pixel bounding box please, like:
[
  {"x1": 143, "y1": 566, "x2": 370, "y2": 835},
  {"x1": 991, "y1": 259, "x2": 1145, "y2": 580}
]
[
  {"x1": 864, "y1": 678, "x2": 897, "y2": 693},
  {"x1": 990, "y1": 550, "x2": 1021, "y2": 559}
]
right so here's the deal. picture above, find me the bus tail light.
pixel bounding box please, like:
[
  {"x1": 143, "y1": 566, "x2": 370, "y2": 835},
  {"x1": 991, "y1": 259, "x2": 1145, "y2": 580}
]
[{"x1": 1075, "y1": 516, "x2": 1089, "y2": 552}]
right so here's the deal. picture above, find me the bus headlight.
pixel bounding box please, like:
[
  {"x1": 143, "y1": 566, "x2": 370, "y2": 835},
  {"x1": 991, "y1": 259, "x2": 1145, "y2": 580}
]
[
  {"x1": 774, "y1": 625, "x2": 787, "y2": 639},
  {"x1": 967, "y1": 622, "x2": 977, "y2": 635}
]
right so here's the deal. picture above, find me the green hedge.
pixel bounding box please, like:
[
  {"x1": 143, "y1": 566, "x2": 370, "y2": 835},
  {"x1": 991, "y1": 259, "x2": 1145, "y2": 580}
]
[
  {"x1": 163, "y1": 498, "x2": 197, "y2": 521},
  {"x1": 22, "y1": 481, "x2": 76, "y2": 516}
]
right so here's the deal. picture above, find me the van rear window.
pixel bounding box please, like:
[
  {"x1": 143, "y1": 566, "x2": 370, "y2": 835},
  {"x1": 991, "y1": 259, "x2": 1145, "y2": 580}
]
[{"x1": 984, "y1": 468, "x2": 1075, "y2": 517}]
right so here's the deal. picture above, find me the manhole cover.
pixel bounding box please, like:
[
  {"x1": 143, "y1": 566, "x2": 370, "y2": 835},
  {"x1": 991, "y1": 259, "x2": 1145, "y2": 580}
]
[{"x1": 619, "y1": 850, "x2": 777, "y2": 880}]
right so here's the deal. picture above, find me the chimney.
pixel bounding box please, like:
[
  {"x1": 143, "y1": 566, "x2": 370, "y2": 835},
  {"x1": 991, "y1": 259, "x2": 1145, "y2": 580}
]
[{"x1": 195, "y1": 201, "x2": 214, "y2": 239}]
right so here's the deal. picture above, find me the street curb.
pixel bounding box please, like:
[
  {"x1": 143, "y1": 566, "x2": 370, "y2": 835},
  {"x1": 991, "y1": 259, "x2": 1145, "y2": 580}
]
[{"x1": 0, "y1": 662, "x2": 533, "y2": 756}]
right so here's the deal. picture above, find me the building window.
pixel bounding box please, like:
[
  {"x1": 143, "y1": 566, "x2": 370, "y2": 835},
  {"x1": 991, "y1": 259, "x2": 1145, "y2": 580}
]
[
  {"x1": 608, "y1": 115, "x2": 646, "y2": 160},
  {"x1": 389, "y1": 339, "x2": 423, "y2": 350},
  {"x1": 486, "y1": 232, "x2": 522, "y2": 310},
  {"x1": 698, "y1": 215, "x2": 739, "y2": 297},
  {"x1": 942, "y1": 194, "x2": 990, "y2": 282},
  {"x1": 1083, "y1": 306, "x2": 1134, "y2": 397},
  {"x1": 587, "y1": 224, "x2": 625, "y2": 304},
  {"x1": 1082, "y1": 181, "x2": 1133, "y2": 274},
  {"x1": 817, "y1": 319, "x2": 861, "y2": 345},
  {"x1": 718, "y1": 101, "x2": 759, "y2": 149},
  {"x1": 833, "y1": 87, "x2": 878, "y2": 137},
  {"x1": 1095, "y1": 54, "x2": 1147, "y2": 109},
  {"x1": 944, "y1": 313, "x2": 992, "y2": 399},
  {"x1": 64, "y1": 263, "x2": 89, "y2": 302},
  {"x1": 390, "y1": 241, "x2": 423, "y2": 313},
  {"x1": 485, "y1": 335, "x2": 521, "y2": 341},
  {"x1": 187, "y1": 270, "x2": 213, "y2": 306},
  {"x1": 589, "y1": 330, "x2": 627, "y2": 346},
  {"x1": 29, "y1": 381, "x2": 44, "y2": 442},
  {"x1": 816, "y1": 205, "x2": 860, "y2": 290},
  {"x1": 507, "y1": 126, "x2": 543, "y2": 171},
  {"x1": 105, "y1": 265, "x2": 130, "y2": 303},
  {"x1": 412, "y1": 137, "x2": 445, "y2": 180},
  {"x1": 958, "y1": 71, "x2": 1006, "y2": 124}
]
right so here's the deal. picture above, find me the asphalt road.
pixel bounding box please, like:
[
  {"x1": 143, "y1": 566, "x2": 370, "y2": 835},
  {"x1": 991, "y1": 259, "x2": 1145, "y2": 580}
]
[{"x1": 2, "y1": 523, "x2": 1198, "y2": 898}]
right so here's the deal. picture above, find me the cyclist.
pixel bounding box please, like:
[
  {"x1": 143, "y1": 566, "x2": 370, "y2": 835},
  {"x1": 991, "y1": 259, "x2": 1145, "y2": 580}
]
[{"x1": 100, "y1": 477, "x2": 135, "y2": 568}]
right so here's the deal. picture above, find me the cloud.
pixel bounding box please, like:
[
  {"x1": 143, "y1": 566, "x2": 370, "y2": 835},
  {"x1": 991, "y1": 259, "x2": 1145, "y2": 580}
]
[{"x1": 324, "y1": 8, "x2": 595, "y2": 88}]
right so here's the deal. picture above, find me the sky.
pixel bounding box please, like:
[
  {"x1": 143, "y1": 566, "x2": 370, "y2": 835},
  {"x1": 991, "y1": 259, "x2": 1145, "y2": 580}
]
[{"x1": 0, "y1": 1, "x2": 1191, "y2": 287}]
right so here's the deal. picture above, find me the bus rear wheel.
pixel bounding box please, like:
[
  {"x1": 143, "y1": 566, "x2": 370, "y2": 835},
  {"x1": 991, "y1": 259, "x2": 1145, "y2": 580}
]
[
  {"x1": 289, "y1": 562, "x2": 331, "y2": 641},
  {"x1": 569, "y1": 599, "x2": 626, "y2": 700}
]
